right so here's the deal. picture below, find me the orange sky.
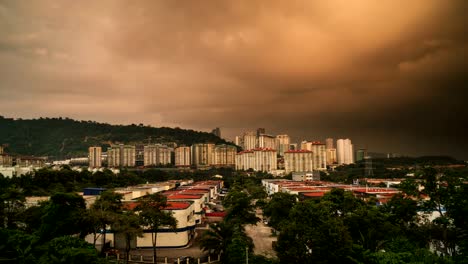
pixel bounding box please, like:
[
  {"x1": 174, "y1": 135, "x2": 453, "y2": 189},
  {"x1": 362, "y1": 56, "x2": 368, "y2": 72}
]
[{"x1": 0, "y1": 0, "x2": 467, "y2": 158}]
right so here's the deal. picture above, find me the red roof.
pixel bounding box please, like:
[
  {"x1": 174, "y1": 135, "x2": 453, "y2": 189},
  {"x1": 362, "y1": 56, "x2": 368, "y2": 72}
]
[
  {"x1": 302, "y1": 192, "x2": 326, "y2": 197},
  {"x1": 166, "y1": 194, "x2": 203, "y2": 200},
  {"x1": 285, "y1": 150, "x2": 312, "y2": 153},
  {"x1": 123, "y1": 201, "x2": 192, "y2": 211},
  {"x1": 165, "y1": 202, "x2": 192, "y2": 210}
]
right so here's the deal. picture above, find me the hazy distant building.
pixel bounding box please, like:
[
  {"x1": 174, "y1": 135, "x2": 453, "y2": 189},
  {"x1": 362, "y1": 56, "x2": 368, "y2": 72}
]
[
  {"x1": 175, "y1": 146, "x2": 191, "y2": 167},
  {"x1": 242, "y1": 131, "x2": 257, "y2": 150},
  {"x1": 337, "y1": 139, "x2": 354, "y2": 165},
  {"x1": 235, "y1": 148, "x2": 277, "y2": 172},
  {"x1": 326, "y1": 148, "x2": 337, "y2": 165},
  {"x1": 300, "y1": 141, "x2": 327, "y2": 170},
  {"x1": 16, "y1": 156, "x2": 47, "y2": 168},
  {"x1": 256, "y1": 128, "x2": 266, "y2": 137},
  {"x1": 213, "y1": 144, "x2": 236, "y2": 167},
  {"x1": 211, "y1": 127, "x2": 221, "y2": 138},
  {"x1": 325, "y1": 138, "x2": 334, "y2": 149},
  {"x1": 191, "y1": 143, "x2": 215, "y2": 167},
  {"x1": 284, "y1": 150, "x2": 314, "y2": 173},
  {"x1": 108, "y1": 145, "x2": 136, "y2": 167},
  {"x1": 0, "y1": 153, "x2": 13, "y2": 167},
  {"x1": 258, "y1": 134, "x2": 276, "y2": 149},
  {"x1": 144, "y1": 144, "x2": 171, "y2": 166},
  {"x1": 356, "y1": 149, "x2": 366, "y2": 162},
  {"x1": 88, "y1": 146, "x2": 102, "y2": 168},
  {"x1": 289, "y1": 143, "x2": 298, "y2": 151},
  {"x1": 135, "y1": 144, "x2": 145, "y2": 167},
  {"x1": 0, "y1": 146, "x2": 3, "y2": 155},
  {"x1": 276, "y1": 134, "x2": 291, "y2": 156},
  {"x1": 235, "y1": 136, "x2": 244, "y2": 148}
]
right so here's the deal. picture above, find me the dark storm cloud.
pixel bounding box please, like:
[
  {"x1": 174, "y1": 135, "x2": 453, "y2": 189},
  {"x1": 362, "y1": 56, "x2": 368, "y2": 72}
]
[{"x1": 0, "y1": 0, "x2": 467, "y2": 158}]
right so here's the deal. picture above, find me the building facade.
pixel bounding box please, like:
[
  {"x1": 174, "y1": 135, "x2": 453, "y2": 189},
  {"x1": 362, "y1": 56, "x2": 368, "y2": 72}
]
[
  {"x1": 88, "y1": 146, "x2": 102, "y2": 168},
  {"x1": 284, "y1": 150, "x2": 314, "y2": 173},
  {"x1": 258, "y1": 134, "x2": 276, "y2": 149},
  {"x1": 326, "y1": 148, "x2": 337, "y2": 165},
  {"x1": 191, "y1": 143, "x2": 215, "y2": 167},
  {"x1": 144, "y1": 144, "x2": 172, "y2": 166},
  {"x1": 108, "y1": 145, "x2": 136, "y2": 167},
  {"x1": 235, "y1": 148, "x2": 277, "y2": 172},
  {"x1": 300, "y1": 141, "x2": 327, "y2": 170},
  {"x1": 336, "y1": 139, "x2": 354, "y2": 165},
  {"x1": 175, "y1": 146, "x2": 191, "y2": 167},
  {"x1": 276, "y1": 134, "x2": 290, "y2": 156},
  {"x1": 213, "y1": 144, "x2": 236, "y2": 167}
]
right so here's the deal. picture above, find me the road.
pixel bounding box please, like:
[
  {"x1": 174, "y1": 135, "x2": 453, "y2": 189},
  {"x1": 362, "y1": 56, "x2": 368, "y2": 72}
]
[{"x1": 245, "y1": 208, "x2": 277, "y2": 259}]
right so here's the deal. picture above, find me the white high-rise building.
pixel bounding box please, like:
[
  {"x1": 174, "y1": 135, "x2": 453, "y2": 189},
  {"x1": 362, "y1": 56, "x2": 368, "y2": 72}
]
[
  {"x1": 326, "y1": 148, "x2": 337, "y2": 165},
  {"x1": 108, "y1": 145, "x2": 136, "y2": 167},
  {"x1": 284, "y1": 150, "x2": 314, "y2": 173},
  {"x1": 325, "y1": 138, "x2": 334, "y2": 149},
  {"x1": 243, "y1": 132, "x2": 257, "y2": 150},
  {"x1": 300, "y1": 141, "x2": 327, "y2": 170},
  {"x1": 235, "y1": 148, "x2": 277, "y2": 172},
  {"x1": 276, "y1": 134, "x2": 290, "y2": 156},
  {"x1": 191, "y1": 143, "x2": 215, "y2": 167},
  {"x1": 88, "y1": 146, "x2": 102, "y2": 168},
  {"x1": 144, "y1": 144, "x2": 171, "y2": 166},
  {"x1": 337, "y1": 139, "x2": 354, "y2": 165},
  {"x1": 213, "y1": 144, "x2": 237, "y2": 167},
  {"x1": 175, "y1": 147, "x2": 191, "y2": 167},
  {"x1": 258, "y1": 134, "x2": 276, "y2": 149}
]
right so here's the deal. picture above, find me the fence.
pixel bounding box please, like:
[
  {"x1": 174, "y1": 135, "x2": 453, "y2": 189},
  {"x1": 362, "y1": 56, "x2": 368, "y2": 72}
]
[{"x1": 106, "y1": 253, "x2": 221, "y2": 264}]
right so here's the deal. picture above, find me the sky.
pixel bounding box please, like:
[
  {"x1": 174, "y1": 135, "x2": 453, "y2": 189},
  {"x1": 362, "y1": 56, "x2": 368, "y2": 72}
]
[{"x1": 0, "y1": 1, "x2": 467, "y2": 159}]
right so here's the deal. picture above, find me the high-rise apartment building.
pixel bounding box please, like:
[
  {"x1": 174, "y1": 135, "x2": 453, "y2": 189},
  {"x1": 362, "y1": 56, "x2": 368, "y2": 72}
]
[
  {"x1": 258, "y1": 134, "x2": 276, "y2": 149},
  {"x1": 175, "y1": 146, "x2": 191, "y2": 167},
  {"x1": 256, "y1": 128, "x2": 266, "y2": 137},
  {"x1": 88, "y1": 146, "x2": 102, "y2": 168},
  {"x1": 326, "y1": 148, "x2": 337, "y2": 165},
  {"x1": 243, "y1": 132, "x2": 257, "y2": 150},
  {"x1": 284, "y1": 150, "x2": 314, "y2": 173},
  {"x1": 336, "y1": 139, "x2": 354, "y2": 165},
  {"x1": 107, "y1": 145, "x2": 136, "y2": 167},
  {"x1": 235, "y1": 136, "x2": 244, "y2": 148},
  {"x1": 144, "y1": 144, "x2": 172, "y2": 166},
  {"x1": 276, "y1": 134, "x2": 291, "y2": 156},
  {"x1": 325, "y1": 138, "x2": 334, "y2": 149},
  {"x1": 213, "y1": 144, "x2": 237, "y2": 167},
  {"x1": 235, "y1": 148, "x2": 277, "y2": 172},
  {"x1": 191, "y1": 143, "x2": 215, "y2": 167},
  {"x1": 300, "y1": 141, "x2": 327, "y2": 170}
]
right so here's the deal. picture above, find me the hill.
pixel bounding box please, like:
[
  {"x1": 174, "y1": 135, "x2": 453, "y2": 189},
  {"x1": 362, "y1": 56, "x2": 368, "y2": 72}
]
[{"x1": 0, "y1": 116, "x2": 230, "y2": 159}]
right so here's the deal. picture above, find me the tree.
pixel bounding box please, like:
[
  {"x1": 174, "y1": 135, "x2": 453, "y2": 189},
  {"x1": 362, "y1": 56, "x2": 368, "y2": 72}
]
[
  {"x1": 275, "y1": 200, "x2": 353, "y2": 264},
  {"x1": 0, "y1": 187, "x2": 26, "y2": 229},
  {"x1": 200, "y1": 221, "x2": 233, "y2": 258},
  {"x1": 223, "y1": 190, "x2": 259, "y2": 226},
  {"x1": 38, "y1": 192, "x2": 88, "y2": 241},
  {"x1": 263, "y1": 192, "x2": 297, "y2": 231},
  {"x1": 87, "y1": 190, "x2": 123, "y2": 253},
  {"x1": 134, "y1": 193, "x2": 177, "y2": 262},
  {"x1": 112, "y1": 211, "x2": 143, "y2": 264},
  {"x1": 38, "y1": 236, "x2": 103, "y2": 264}
]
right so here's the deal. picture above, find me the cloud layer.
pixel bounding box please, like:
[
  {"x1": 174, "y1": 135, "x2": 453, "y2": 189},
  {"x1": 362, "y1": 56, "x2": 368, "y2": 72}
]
[{"x1": 0, "y1": 0, "x2": 467, "y2": 158}]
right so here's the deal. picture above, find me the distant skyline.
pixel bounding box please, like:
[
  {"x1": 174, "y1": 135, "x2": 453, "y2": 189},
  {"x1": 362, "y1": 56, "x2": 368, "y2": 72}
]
[{"x1": 0, "y1": 1, "x2": 467, "y2": 159}]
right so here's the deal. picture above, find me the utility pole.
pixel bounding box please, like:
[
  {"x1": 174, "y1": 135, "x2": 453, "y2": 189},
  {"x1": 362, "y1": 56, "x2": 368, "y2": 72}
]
[{"x1": 246, "y1": 246, "x2": 248, "y2": 264}]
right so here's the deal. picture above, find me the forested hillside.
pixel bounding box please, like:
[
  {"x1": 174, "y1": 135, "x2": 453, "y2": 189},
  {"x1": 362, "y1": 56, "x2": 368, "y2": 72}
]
[{"x1": 0, "y1": 116, "x2": 228, "y2": 158}]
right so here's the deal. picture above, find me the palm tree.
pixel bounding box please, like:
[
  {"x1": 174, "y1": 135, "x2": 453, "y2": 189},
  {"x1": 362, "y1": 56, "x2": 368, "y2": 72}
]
[{"x1": 200, "y1": 222, "x2": 233, "y2": 257}]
